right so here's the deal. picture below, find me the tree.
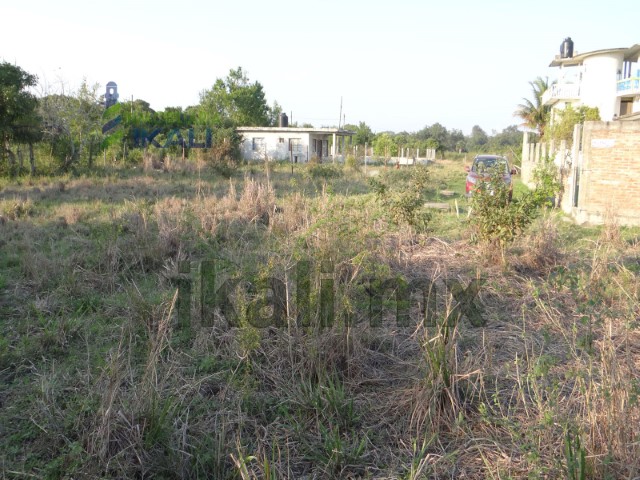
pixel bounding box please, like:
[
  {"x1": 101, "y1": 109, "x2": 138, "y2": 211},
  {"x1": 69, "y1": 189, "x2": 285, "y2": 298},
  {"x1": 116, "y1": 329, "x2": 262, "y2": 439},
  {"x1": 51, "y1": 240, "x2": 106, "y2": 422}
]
[
  {"x1": 487, "y1": 125, "x2": 523, "y2": 151},
  {"x1": 425, "y1": 137, "x2": 439, "y2": 155},
  {"x1": 373, "y1": 132, "x2": 397, "y2": 161},
  {"x1": 199, "y1": 67, "x2": 271, "y2": 127},
  {"x1": 39, "y1": 79, "x2": 104, "y2": 171},
  {"x1": 344, "y1": 121, "x2": 374, "y2": 145},
  {"x1": 268, "y1": 100, "x2": 283, "y2": 127},
  {"x1": 0, "y1": 62, "x2": 39, "y2": 175},
  {"x1": 415, "y1": 123, "x2": 451, "y2": 157},
  {"x1": 449, "y1": 129, "x2": 465, "y2": 153},
  {"x1": 426, "y1": 123, "x2": 448, "y2": 157},
  {"x1": 467, "y1": 125, "x2": 488, "y2": 150},
  {"x1": 514, "y1": 76, "x2": 550, "y2": 137}
]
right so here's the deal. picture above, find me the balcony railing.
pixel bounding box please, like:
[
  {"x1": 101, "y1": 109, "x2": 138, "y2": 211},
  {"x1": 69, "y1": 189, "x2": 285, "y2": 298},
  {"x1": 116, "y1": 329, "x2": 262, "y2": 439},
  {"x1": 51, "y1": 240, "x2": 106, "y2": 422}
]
[
  {"x1": 542, "y1": 83, "x2": 581, "y2": 105},
  {"x1": 617, "y1": 76, "x2": 640, "y2": 96}
]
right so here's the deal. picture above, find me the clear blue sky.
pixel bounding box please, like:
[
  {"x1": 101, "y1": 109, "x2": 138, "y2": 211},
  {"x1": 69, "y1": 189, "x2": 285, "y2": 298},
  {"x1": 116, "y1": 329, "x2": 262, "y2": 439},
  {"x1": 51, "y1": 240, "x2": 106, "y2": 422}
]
[{"x1": 2, "y1": 0, "x2": 638, "y2": 135}]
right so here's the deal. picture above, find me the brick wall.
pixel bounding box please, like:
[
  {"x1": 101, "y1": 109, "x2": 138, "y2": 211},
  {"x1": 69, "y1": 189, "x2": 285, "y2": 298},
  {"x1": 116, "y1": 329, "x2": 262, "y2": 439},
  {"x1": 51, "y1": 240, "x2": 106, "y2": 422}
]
[{"x1": 575, "y1": 121, "x2": 640, "y2": 225}]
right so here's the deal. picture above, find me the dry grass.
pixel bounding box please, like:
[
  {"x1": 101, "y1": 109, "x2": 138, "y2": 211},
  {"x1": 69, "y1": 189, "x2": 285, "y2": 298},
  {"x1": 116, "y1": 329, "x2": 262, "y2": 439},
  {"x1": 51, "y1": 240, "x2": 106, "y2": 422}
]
[
  {"x1": 1, "y1": 163, "x2": 639, "y2": 478},
  {"x1": 512, "y1": 214, "x2": 563, "y2": 275}
]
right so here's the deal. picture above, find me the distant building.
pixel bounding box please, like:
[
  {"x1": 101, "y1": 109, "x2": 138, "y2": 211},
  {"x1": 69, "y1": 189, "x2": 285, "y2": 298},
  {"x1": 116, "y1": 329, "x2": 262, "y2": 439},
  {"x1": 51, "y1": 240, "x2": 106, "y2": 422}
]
[
  {"x1": 237, "y1": 126, "x2": 355, "y2": 162},
  {"x1": 105, "y1": 81, "x2": 119, "y2": 108},
  {"x1": 543, "y1": 40, "x2": 640, "y2": 122}
]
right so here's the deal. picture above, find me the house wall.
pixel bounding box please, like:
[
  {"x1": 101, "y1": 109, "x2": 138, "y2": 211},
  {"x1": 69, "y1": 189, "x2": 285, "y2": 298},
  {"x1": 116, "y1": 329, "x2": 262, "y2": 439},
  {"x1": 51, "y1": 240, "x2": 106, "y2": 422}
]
[
  {"x1": 522, "y1": 121, "x2": 640, "y2": 226},
  {"x1": 574, "y1": 121, "x2": 640, "y2": 225},
  {"x1": 581, "y1": 52, "x2": 624, "y2": 120},
  {"x1": 240, "y1": 132, "x2": 311, "y2": 162}
]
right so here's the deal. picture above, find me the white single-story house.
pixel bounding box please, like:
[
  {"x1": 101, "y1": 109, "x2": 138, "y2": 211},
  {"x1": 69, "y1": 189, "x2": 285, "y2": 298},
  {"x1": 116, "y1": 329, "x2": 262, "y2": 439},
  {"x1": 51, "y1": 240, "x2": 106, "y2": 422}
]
[{"x1": 237, "y1": 127, "x2": 355, "y2": 162}]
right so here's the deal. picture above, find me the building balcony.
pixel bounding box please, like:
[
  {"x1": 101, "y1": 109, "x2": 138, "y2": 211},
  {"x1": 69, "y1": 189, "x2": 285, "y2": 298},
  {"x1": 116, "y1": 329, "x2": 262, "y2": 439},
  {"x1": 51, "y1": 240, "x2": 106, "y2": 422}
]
[
  {"x1": 542, "y1": 83, "x2": 581, "y2": 105},
  {"x1": 617, "y1": 76, "x2": 640, "y2": 96}
]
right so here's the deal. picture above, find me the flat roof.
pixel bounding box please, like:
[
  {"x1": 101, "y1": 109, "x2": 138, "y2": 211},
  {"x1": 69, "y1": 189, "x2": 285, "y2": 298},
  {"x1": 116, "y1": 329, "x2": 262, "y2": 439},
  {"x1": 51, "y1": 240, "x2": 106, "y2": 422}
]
[
  {"x1": 237, "y1": 127, "x2": 355, "y2": 136},
  {"x1": 549, "y1": 44, "x2": 640, "y2": 67}
]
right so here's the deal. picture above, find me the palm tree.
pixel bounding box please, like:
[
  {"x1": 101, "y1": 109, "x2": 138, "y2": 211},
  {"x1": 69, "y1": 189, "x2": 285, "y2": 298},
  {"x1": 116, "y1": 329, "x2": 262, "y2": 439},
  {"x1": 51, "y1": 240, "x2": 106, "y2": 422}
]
[{"x1": 514, "y1": 77, "x2": 550, "y2": 137}]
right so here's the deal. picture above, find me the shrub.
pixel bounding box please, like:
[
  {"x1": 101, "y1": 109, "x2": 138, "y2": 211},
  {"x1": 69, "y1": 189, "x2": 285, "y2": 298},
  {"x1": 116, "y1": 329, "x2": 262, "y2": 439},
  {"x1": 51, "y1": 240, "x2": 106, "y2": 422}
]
[
  {"x1": 345, "y1": 155, "x2": 359, "y2": 171},
  {"x1": 370, "y1": 164, "x2": 431, "y2": 231},
  {"x1": 548, "y1": 105, "x2": 600, "y2": 142},
  {"x1": 469, "y1": 168, "x2": 538, "y2": 248},
  {"x1": 531, "y1": 155, "x2": 561, "y2": 207},
  {"x1": 306, "y1": 163, "x2": 342, "y2": 181},
  {"x1": 189, "y1": 126, "x2": 242, "y2": 177},
  {"x1": 125, "y1": 148, "x2": 143, "y2": 166}
]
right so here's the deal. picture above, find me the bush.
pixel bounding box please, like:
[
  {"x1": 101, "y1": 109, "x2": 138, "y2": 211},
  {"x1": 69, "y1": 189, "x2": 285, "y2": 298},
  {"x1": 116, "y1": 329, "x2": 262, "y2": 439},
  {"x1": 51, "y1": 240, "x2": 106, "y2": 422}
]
[
  {"x1": 188, "y1": 126, "x2": 242, "y2": 178},
  {"x1": 370, "y1": 164, "x2": 431, "y2": 231},
  {"x1": 125, "y1": 148, "x2": 143, "y2": 166},
  {"x1": 548, "y1": 105, "x2": 600, "y2": 142},
  {"x1": 306, "y1": 163, "x2": 342, "y2": 181},
  {"x1": 531, "y1": 155, "x2": 561, "y2": 207},
  {"x1": 345, "y1": 155, "x2": 359, "y2": 170},
  {"x1": 469, "y1": 168, "x2": 538, "y2": 248}
]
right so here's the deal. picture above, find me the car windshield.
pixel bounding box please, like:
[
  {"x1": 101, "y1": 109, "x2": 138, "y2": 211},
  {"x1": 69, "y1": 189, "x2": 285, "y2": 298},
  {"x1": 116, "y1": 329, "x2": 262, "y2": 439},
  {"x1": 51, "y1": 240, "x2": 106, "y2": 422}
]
[{"x1": 472, "y1": 157, "x2": 508, "y2": 173}]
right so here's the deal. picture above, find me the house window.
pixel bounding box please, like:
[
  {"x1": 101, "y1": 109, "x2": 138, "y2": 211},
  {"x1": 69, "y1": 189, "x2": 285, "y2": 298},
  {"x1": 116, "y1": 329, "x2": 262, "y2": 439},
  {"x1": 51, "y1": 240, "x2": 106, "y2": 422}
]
[
  {"x1": 322, "y1": 140, "x2": 328, "y2": 157},
  {"x1": 278, "y1": 138, "x2": 285, "y2": 143},
  {"x1": 313, "y1": 139, "x2": 318, "y2": 152},
  {"x1": 252, "y1": 138, "x2": 264, "y2": 151},
  {"x1": 289, "y1": 138, "x2": 302, "y2": 153}
]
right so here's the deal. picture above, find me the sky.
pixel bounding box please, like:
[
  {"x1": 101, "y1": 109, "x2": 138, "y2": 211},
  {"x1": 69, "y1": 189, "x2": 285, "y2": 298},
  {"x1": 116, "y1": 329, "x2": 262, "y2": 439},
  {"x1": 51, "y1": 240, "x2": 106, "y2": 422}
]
[{"x1": 1, "y1": 0, "x2": 639, "y2": 136}]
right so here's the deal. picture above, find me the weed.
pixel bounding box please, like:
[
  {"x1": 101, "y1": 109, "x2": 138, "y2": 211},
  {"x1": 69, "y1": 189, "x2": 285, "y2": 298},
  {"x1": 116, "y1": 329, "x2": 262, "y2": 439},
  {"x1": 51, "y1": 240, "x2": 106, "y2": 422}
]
[{"x1": 564, "y1": 426, "x2": 587, "y2": 480}]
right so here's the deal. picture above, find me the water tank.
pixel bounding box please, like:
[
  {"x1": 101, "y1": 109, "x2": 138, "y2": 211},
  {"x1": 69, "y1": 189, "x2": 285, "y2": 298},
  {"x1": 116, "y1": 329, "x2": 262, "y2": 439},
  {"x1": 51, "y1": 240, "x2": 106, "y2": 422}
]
[
  {"x1": 278, "y1": 112, "x2": 288, "y2": 128},
  {"x1": 560, "y1": 37, "x2": 574, "y2": 59}
]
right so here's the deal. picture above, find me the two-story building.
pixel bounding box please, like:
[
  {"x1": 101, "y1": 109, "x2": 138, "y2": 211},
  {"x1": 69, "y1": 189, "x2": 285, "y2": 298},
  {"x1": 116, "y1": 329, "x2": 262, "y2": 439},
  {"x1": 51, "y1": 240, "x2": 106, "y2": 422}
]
[
  {"x1": 522, "y1": 40, "x2": 640, "y2": 226},
  {"x1": 542, "y1": 39, "x2": 640, "y2": 122}
]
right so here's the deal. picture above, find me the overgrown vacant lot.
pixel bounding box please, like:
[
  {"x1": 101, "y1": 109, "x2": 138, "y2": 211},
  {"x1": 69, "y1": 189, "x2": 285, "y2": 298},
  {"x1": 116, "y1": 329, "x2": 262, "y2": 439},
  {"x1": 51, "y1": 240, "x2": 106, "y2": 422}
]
[{"x1": 1, "y1": 159, "x2": 639, "y2": 479}]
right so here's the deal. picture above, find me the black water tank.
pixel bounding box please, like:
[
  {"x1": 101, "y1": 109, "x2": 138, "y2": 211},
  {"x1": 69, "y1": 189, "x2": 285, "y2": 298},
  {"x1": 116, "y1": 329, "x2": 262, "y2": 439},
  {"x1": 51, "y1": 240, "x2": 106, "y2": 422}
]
[
  {"x1": 279, "y1": 112, "x2": 288, "y2": 128},
  {"x1": 560, "y1": 37, "x2": 574, "y2": 58}
]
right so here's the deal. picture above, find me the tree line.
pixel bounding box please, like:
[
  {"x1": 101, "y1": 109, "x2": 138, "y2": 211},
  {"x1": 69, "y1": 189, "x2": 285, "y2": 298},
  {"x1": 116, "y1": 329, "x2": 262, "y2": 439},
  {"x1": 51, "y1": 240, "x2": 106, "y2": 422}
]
[
  {"x1": 1, "y1": 61, "x2": 524, "y2": 176},
  {"x1": 344, "y1": 121, "x2": 522, "y2": 160}
]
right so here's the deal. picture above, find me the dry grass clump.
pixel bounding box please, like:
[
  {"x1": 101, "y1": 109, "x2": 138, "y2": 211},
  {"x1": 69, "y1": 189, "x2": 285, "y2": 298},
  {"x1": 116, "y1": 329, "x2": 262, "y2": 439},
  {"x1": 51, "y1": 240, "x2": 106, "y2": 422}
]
[
  {"x1": 192, "y1": 195, "x2": 220, "y2": 235},
  {"x1": 273, "y1": 191, "x2": 310, "y2": 234},
  {"x1": 236, "y1": 177, "x2": 276, "y2": 225},
  {"x1": 600, "y1": 208, "x2": 624, "y2": 250},
  {"x1": 85, "y1": 292, "x2": 185, "y2": 476},
  {"x1": 163, "y1": 154, "x2": 207, "y2": 174},
  {"x1": 153, "y1": 197, "x2": 191, "y2": 260},
  {"x1": 143, "y1": 151, "x2": 207, "y2": 174},
  {"x1": 512, "y1": 215, "x2": 563, "y2": 274},
  {"x1": 55, "y1": 204, "x2": 88, "y2": 225},
  {"x1": 143, "y1": 150, "x2": 164, "y2": 171},
  {"x1": 0, "y1": 197, "x2": 35, "y2": 220},
  {"x1": 191, "y1": 177, "x2": 276, "y2": 233}
]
